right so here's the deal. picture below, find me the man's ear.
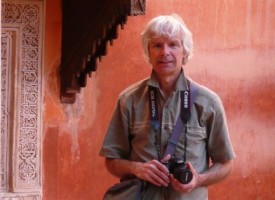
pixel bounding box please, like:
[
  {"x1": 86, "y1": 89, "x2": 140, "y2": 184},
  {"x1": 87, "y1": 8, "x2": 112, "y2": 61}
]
[{"x1": 182, "y1": 55, "x2": 188, "y2": 65}]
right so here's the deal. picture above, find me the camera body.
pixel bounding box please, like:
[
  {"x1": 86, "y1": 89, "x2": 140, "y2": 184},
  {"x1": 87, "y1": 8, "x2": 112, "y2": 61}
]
[{"x1": 163, "y1": 158, "x2": 193, "y2": 184}]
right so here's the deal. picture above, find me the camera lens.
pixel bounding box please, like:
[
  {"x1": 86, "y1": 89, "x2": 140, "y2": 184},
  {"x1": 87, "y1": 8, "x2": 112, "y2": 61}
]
[{"x1": 174, "y1": 167, "x2": 193, "y2": 184}]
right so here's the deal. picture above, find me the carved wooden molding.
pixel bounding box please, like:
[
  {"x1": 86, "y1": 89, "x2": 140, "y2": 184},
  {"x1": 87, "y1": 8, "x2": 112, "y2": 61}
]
[
  {"x1": 60, "y1": 0, "x2": 146, "y2": 103},
  {"x1": 1, "y1": 0, "x2": 43, "y2": 198},
  {"x1": 131, "y1": 0, "x2": 146, "y2": 15}
]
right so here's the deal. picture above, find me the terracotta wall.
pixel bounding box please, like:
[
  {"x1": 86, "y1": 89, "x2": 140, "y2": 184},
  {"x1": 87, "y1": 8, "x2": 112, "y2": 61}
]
[{"x1": 43, "y1": 0, "x2": 275, "y2": 199}]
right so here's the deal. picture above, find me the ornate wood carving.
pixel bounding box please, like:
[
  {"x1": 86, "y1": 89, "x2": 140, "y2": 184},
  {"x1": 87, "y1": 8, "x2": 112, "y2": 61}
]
[
  {"x1": 131, "y1": 0, "x2": 146, "y2": 15},
  {"x1": 60, "y1": 0, "x2": 146, "y2": 103},
  {"x1": 1, "y1": 0, "x2": 43, "y2": 198}
]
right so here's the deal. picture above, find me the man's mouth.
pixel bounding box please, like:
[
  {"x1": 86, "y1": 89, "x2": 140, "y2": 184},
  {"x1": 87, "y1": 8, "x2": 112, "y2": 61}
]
[{"x1": 158, "y1": 60, "x2": 172, "y2": 64}]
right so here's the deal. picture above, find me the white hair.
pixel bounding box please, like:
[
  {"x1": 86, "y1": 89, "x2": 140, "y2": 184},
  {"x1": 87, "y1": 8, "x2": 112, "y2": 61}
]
[{"x1": 141, "y1": 14, "x2": 193, "y2": 64}]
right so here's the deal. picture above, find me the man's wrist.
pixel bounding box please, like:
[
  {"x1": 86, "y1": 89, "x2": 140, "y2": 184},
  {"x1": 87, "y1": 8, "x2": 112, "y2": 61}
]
[
  {"x1": 129, "y1": 161, "x2": 140, "y2": 177},
  {"x1": 196, "y1": 173, "x2": 206, "y2": 187}
]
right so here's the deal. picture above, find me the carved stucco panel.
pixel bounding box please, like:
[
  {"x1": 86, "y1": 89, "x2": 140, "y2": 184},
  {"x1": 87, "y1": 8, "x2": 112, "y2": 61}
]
[
  {"x1": 1, "y1": 31, "x2": 13, "y2": 192},
  {"x1": 1, "y1": 0, "x2": 43, "y2": 198}
]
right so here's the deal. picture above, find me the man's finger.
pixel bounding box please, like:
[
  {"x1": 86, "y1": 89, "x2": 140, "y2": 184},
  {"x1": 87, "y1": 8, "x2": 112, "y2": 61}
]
[{"x1": 160, "y1": 154, "x2": 171, "y2": 163}]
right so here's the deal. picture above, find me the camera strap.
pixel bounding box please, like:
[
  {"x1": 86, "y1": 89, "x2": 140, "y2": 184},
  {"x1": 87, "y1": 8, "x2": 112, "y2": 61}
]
[{"x1": 148, "y1": 81, "x2": 199, "y2": 161}]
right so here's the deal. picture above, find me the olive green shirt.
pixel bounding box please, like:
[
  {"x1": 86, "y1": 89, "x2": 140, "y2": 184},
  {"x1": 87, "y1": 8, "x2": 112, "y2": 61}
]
[{"x1": 100, "y1": 70, "x2": 235, "y2": 200}]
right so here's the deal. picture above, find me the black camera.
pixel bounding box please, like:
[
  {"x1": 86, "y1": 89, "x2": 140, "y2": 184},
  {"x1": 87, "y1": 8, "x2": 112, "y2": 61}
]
[{"x1": 163, "y1": 158, "x2": 193, "y2": 184}]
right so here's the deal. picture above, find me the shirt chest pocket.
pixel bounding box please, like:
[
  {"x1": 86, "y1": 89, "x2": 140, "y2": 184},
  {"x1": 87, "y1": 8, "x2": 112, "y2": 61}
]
[
  {"x1": 174, "y1": 125, "x2": 207, "y2": 160},
  {"x1": 130, "y1": 123, "x2": 159, "y2": 160}
]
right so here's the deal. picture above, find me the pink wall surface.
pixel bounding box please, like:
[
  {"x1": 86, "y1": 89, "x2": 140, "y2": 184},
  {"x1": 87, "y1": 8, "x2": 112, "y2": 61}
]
[{"x1": 43, "y1": 0, "x2": 275, "y2": 199}]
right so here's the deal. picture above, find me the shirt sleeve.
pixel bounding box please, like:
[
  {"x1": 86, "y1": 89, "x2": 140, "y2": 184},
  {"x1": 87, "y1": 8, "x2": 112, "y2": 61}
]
[
  {"x1": 207, "y1": 96, "x2": 236, "y2": 163},
  {"x1": 99, "y1": 98, "x2": 131, "y2": 159}
]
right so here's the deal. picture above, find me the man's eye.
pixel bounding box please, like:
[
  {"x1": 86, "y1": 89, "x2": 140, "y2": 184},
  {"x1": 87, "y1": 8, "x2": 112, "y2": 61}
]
[
  {"x1": 153, "y1": 44, "x2": 161, "y2": 48},
  {"x1": 170, "y1": 43, "x2": 179, "y2": 48}
]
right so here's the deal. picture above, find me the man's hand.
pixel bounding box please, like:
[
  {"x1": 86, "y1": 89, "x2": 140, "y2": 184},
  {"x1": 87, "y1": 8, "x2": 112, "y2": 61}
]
[
  {"x1": 170, "y1": 160, "x2": 233, "y2": 193},
  {"x1": 170, "y1": 162, "x2": 199, "y2": 193},
  {"x1": 133, "y1": 159, "x2": 170, "y2": 187},
  {"x1": 105, "y1": 156, "x2": 171, "y2": 187}
]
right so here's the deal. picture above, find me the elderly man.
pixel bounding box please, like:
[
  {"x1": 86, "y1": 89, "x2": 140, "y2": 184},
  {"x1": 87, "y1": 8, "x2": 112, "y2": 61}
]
[{"x1": 100, "y1": 14, "x2": 235, "y2": 200}]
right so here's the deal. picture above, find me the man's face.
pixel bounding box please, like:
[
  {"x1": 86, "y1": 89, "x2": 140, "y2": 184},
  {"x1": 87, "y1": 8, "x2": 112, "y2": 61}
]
[{"x1": 148, "y1": 34, "x2": 186, "y2": 77}]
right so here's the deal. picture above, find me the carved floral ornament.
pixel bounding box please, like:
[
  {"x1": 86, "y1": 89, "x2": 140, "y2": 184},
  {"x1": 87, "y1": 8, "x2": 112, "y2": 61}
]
[{"x1": 1, "y1": 0, "x2": 42, "y2": 199}]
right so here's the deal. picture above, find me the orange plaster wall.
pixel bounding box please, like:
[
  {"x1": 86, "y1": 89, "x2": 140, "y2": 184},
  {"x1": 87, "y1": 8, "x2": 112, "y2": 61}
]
[{"x1": 43, "y1": 0, "x2": 275, "y2": 199}]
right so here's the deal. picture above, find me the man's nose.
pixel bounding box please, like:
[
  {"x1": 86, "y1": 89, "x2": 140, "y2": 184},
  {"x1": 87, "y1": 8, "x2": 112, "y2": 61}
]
[{"x1": 160, "y1": 45, "x2": 170, "y2": 55}]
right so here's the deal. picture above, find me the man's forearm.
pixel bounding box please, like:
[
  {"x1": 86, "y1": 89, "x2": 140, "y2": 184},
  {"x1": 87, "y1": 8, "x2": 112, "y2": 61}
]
[
  {"x1": 197, "y1": 160, "x2": 233, "y2": 187},
  {"x1": 105, "y1": 158, "x2": 138, "y2": 178},
  {"x1": 105, "y1": 158, "x2": 171, "y2": 187}
]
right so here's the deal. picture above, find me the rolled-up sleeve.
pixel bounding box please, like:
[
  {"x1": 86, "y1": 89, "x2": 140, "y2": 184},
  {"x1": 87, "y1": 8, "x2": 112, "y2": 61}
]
[
  {"x1": 99, "y1": 98, "x2": 130, "y2": 159},
  {"x1": 207, "y1": 96, "x2": 236, "y2": 163}
]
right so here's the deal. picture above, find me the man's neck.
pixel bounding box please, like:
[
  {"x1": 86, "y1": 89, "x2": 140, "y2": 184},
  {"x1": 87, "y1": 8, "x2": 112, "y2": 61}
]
[{"x1": 156, "y1": 71, "x2": 181, "y2": 97}]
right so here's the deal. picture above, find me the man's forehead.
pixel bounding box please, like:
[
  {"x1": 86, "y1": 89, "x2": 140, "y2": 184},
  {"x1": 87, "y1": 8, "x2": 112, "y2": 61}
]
[{"x1": 150, "y1": 34, "x2": 182, "y2": 42}]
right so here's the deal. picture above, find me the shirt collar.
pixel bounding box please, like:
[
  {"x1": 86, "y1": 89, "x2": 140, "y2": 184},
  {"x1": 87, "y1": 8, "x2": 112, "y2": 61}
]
[{"x1": 148, "y1": 68, "x2": 189, "y2": 91}]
